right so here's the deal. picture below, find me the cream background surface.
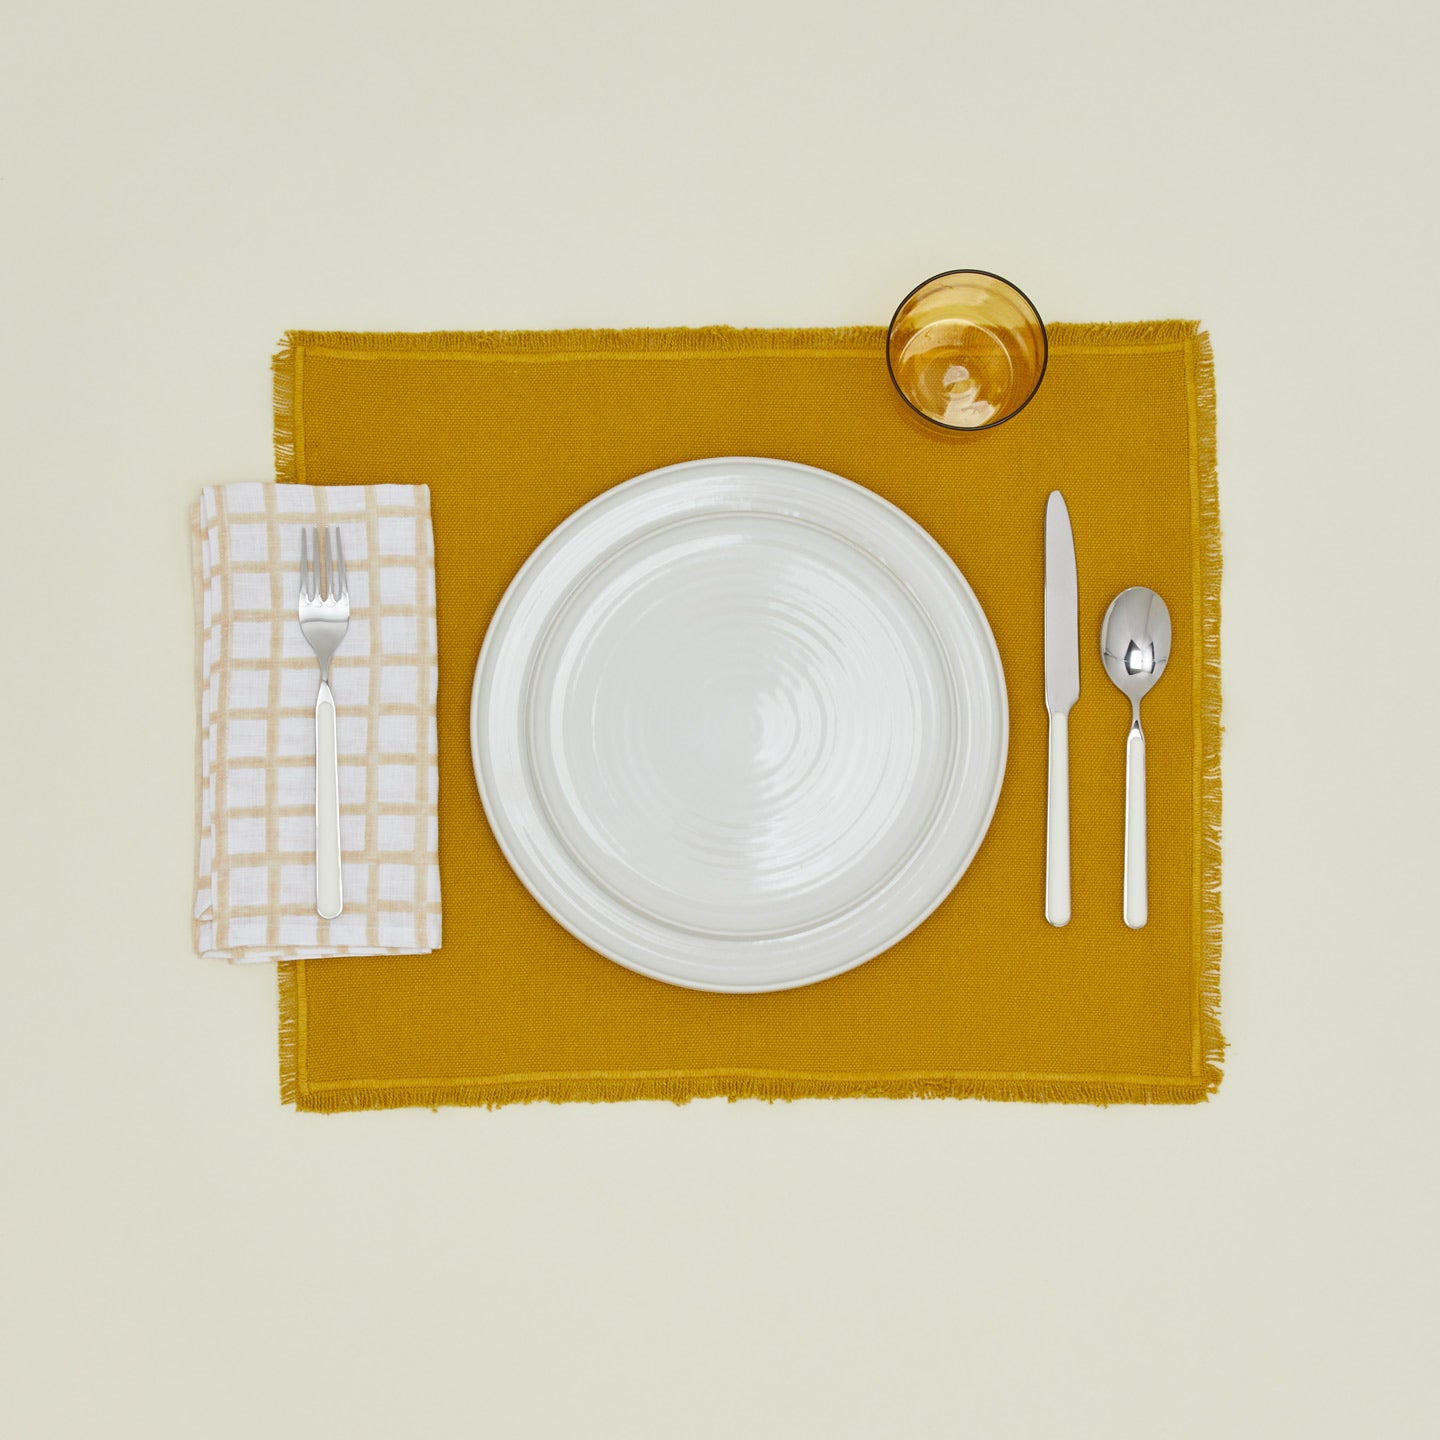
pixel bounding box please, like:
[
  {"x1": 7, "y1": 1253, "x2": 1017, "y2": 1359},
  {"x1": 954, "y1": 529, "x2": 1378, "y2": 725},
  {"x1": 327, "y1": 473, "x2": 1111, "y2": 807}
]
[{"x1": 2, "y1": 2, "x2": 1436, "y2": 1436}]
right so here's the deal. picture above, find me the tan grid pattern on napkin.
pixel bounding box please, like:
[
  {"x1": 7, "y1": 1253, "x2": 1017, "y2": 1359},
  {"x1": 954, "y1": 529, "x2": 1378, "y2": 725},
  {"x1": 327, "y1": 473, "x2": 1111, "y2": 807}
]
[{"x1": 193, "y1": 481, "x2": 441, "y2": 961}]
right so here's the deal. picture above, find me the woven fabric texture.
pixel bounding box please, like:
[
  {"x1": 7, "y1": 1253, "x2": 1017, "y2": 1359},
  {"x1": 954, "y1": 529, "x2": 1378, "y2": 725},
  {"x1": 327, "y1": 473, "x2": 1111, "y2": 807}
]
[
  {"x1": 193, "y1": 481, "x2": 441, "y2": 960},
  {"x1": 273, "y1": 323, "x2": 1221, "y2": 1109}
]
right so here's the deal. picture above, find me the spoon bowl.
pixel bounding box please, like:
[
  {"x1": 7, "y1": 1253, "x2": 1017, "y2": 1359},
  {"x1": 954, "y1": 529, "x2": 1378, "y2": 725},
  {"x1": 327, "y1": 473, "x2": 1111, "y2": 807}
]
[
  {"x1": 1100, "y1": 587, "x2": 1172, "y2": 929},
  {"x1": 1101, "y1": 587, "x2": 1172, "y2": 713}
]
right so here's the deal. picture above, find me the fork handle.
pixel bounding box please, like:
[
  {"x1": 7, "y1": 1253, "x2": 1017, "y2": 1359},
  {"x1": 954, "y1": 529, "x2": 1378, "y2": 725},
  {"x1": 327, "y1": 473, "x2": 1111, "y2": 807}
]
[{"x1": 315, "y1": 682, "x2": 343, "y2": 919}]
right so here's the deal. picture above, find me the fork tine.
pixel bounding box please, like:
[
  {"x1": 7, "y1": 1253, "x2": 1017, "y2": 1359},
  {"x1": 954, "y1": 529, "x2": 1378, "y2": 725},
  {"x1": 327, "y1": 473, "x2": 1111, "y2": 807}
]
[
  {"x1": 333, "y1": 527, "x2": 347, "y2": 600},
  {"x1": 300, "y1": 526, "x2": 311, "y2": 601},
  {"x1": 319, "y1": 525, "x2": 331, "y2": 601}
]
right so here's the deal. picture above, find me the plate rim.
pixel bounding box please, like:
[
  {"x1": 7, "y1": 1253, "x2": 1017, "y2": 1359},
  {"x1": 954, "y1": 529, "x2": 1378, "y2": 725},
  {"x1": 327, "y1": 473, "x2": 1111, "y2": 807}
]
[{"x1": 470, "y1": 455, "x2": 1009, "y2": 993}]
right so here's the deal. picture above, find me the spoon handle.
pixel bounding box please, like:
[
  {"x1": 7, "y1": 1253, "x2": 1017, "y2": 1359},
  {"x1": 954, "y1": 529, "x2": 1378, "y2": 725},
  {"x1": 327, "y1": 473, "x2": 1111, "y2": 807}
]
[
  {"x1": 1045, "y1": 709, "x2": 1071, "y2": 926},
  {"x1": 1124, "y1": 717, "x2": 1147, "y2": 929}
]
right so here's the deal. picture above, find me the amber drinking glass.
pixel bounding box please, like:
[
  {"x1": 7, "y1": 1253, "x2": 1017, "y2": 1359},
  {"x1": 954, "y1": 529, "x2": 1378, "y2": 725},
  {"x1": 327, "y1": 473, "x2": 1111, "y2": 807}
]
[{"x1": 886, "y1": 270, "x2": 1047, "y2": 431}]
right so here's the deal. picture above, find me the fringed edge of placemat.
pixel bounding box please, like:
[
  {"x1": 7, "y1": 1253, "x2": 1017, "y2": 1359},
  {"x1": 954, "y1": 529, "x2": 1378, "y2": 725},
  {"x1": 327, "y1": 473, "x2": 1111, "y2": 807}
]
[
  {"x1": 272, "y1": 341, "x2": 297, "y2": 486},
  {"x1": 1194, "y1": 328, "x2": 1225, "y2": 1096},
  {"x1": 274, "y1": 321, "x2": 1223, "y2": 1111},
  {"x1": 275, "y1": 324, "x2": 887, "y2": 358},
  {"x1": 280, "y1": 1068, "x2": 1221, "y2": 1114},
  {"x1": 278, "y1": 960, "x2": 299, "y2": 1106}
]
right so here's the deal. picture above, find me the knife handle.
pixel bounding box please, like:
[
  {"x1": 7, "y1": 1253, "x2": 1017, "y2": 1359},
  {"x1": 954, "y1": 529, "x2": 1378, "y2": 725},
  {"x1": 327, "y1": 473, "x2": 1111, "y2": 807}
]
[
  {"x1": 1045, "y1": 709, "x2": 1071, "y2": 926},
  {"x1": 1124, "y1": 717, "x2": 1147, "y2": 929}
]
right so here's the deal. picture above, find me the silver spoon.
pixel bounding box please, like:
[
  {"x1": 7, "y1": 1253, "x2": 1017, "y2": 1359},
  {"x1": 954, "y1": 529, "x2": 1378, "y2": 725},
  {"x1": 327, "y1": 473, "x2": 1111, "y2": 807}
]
[{"x1": 1100, "y1": 587, "x2": 1172, "y2": 929}]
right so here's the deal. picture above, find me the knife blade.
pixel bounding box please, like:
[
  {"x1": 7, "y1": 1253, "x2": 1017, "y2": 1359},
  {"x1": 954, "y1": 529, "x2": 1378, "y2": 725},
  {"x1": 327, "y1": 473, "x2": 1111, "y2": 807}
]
[{"x1": 1044, "y1": 491, "x2": 1079, "y2": 926}]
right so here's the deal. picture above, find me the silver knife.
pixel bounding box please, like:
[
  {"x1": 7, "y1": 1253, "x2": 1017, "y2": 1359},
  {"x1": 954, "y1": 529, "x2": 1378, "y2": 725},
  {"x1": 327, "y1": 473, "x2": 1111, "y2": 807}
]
[{"x1": 1044, "y1": 491, "x2": 1079, "y2": 926}]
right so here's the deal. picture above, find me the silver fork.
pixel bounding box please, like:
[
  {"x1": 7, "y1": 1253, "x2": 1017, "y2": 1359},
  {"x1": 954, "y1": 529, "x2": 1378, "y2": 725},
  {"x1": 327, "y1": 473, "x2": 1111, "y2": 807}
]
[{"x1": 298, "y1": 526, "x2": 350, "y2": 919}]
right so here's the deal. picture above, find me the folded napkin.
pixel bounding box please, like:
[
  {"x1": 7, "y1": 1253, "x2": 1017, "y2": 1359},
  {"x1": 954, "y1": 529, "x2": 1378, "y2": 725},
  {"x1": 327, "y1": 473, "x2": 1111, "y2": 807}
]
[{"x1": 192, "y1": 481, "x2": 441, "y2": 961}]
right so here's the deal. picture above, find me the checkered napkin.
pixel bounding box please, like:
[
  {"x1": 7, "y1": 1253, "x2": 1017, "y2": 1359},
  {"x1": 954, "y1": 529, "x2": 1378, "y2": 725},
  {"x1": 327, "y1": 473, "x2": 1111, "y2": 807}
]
[{"x1": 192, "y1": 481, "x2": 441, "y2": 961}]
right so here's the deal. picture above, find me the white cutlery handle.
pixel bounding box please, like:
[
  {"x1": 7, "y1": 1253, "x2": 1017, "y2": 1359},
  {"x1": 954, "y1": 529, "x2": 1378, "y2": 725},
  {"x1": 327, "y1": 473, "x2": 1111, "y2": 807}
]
[
  {"x1": 315, "y1": 682, "x2": 343, "y2": 919},
  {"x1": 1124, "y1": 718, "x2": 1147, "y2": 929},
  {"x1": 1045, "y1": 709, "x2": 1071, "y2": 926}
]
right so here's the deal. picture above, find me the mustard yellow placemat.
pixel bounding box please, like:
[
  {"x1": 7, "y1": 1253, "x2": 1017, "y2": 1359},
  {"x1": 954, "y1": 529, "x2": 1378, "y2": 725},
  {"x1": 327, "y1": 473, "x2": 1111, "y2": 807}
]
[{"x1": 273, "y1": 322, "x2": 1221, "y2": 1110}]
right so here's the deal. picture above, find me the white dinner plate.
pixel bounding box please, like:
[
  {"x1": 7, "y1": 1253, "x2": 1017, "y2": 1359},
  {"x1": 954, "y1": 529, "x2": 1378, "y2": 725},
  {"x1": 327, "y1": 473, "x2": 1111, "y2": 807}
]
[{"x1": 471, "y1": 457, "x2": 1008, "y2": 992}]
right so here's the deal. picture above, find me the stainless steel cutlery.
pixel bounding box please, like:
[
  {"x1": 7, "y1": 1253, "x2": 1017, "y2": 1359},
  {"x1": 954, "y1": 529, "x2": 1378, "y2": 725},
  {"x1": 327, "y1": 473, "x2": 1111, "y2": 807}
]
[
  {"x1": 291, "y1": 498, "x2": 1172, "y2": 934},
  {"x1": 1045, "y1": 496, "x2": 1172, "y2": 929},
  {"x1": 298, "y1": 526, "x2": 350, "y2": 920},
  {"x1": 1043, "y1": 491, "x2": 1079, "y2": 927},
  {"x1": 1100, "y1": 587, "x2": 1171, "y2": 929}
]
